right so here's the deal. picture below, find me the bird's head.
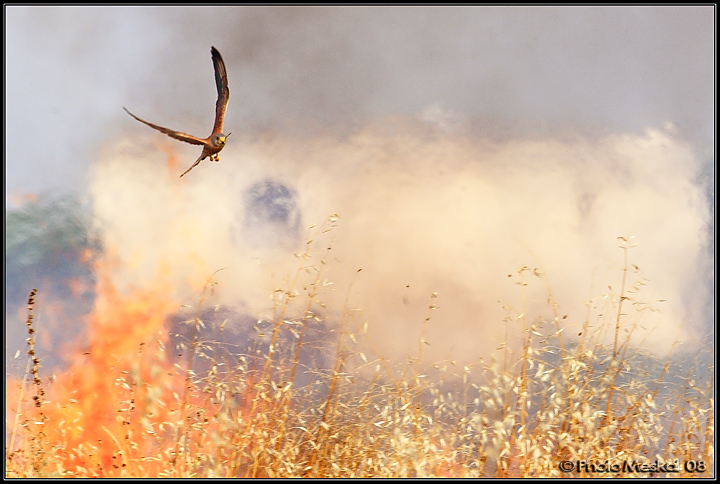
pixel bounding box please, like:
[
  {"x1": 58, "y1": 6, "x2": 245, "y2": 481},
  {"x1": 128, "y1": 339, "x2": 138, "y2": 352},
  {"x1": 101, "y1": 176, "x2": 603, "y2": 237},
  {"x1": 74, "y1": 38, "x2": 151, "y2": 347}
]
[{"x1": 211, "y1": 132, "x2": 231, "y2": 148}]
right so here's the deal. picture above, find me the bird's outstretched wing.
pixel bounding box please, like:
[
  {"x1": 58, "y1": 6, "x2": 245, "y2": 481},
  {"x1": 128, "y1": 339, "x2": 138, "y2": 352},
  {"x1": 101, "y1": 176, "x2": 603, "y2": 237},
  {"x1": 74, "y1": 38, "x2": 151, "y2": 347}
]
[
  {"x1": 179, "y1": 153, "x2": 205, "y2": 178},
  {"x1": 123, "y1": 107, "x2": 207, "y2": 146},
  {"x1": 210, "y1": 46, "x2": 230, "y2": 136}
]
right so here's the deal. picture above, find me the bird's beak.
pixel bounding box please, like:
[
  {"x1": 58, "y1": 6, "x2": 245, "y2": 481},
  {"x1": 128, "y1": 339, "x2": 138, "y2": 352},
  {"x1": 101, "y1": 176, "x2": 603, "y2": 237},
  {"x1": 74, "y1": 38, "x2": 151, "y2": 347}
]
[{"x1": 226, "y1": 132, "x2": 232, "y2": 138}]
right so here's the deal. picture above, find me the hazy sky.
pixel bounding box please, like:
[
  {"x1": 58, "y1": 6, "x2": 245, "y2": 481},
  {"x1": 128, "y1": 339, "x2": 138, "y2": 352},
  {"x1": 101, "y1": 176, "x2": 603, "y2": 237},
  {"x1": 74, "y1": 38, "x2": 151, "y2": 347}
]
[
  {"x1": 4, "y1": 6, "x2": 715, "y2": 366},
  {"x1": 5, "y1": 6, "x2": 714, "y2": 195}
]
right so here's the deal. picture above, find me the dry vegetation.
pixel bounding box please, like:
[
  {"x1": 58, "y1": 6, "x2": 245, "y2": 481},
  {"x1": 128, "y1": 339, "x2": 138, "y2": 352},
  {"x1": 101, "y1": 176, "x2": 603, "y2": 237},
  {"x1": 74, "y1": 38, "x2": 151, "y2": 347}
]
[{"x1": 5, "y1": 220, "x2": 714, "y2": 478}]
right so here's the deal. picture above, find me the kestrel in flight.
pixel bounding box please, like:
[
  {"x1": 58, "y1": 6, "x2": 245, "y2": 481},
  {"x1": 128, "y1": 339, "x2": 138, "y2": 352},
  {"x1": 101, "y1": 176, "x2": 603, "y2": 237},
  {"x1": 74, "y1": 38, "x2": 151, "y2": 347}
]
[{"x1": 123, "y1": 46, "x2": 230, "y2": 177}]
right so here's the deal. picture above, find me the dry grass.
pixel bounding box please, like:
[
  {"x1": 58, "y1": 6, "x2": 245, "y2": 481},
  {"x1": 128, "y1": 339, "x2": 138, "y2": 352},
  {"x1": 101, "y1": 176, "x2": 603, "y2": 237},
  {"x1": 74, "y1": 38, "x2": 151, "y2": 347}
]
[{"x1": 5, "y1": 225, "x2": 714, "y2": 478}]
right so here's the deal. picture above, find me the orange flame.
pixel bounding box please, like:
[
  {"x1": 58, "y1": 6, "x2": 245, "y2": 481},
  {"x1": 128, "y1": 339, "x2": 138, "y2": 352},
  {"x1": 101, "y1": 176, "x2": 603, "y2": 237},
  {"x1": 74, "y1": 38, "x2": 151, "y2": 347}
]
[{"x1": 7, "y1": 252, "x2": 187, "y2": 477}]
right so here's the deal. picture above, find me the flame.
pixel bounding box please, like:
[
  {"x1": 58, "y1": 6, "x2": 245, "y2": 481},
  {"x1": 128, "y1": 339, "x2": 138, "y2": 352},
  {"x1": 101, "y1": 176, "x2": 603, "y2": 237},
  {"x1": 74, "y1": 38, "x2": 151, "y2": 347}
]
[
  {"x1": 33, "y1": 297, "x2": 67, "y2": 357},
  {"x1": 6, "y1": 236, "x2": 263, "y2": 477},
  {"x1": 4, "y1": 141, "x2": 267, "y2": 476},
  {"x1": 8, "y1": 252, "x2": 188, "y2": 476}
]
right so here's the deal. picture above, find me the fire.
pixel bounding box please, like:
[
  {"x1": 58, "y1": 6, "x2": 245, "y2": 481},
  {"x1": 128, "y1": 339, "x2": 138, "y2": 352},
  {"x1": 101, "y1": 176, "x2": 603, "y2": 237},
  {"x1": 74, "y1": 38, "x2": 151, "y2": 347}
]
[
  {"x1": 7, "y1": 252, "x2": 196, "y2": 477},
  {"x1": 6, "y1": 141, "x2": 265, "y2": 476}
]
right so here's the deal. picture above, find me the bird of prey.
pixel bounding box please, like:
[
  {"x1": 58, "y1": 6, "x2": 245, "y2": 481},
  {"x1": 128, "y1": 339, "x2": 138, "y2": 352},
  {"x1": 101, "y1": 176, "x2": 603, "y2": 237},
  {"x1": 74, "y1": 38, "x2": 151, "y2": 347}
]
[{"x1": 123, "y1": 46, "x2": 230, "y2": 177}]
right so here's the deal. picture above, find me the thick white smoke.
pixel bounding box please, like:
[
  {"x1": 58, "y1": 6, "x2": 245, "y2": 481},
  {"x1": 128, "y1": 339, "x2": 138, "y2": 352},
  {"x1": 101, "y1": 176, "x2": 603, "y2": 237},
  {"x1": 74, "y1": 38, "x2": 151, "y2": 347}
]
[{"x1": 91, "y1": 117, "x2": 710, "y2": 366}]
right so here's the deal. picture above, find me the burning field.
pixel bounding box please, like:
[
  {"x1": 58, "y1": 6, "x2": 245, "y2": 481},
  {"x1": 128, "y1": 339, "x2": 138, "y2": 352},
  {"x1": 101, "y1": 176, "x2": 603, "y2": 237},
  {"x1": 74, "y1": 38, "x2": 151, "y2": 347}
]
[{"x1": 5, "y1": 121, "x2": 715, "y2": 477}]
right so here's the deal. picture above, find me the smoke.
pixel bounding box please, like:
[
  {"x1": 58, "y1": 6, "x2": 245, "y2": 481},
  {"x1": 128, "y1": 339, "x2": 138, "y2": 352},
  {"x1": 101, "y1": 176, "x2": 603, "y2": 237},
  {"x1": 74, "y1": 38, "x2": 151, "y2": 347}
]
[
  {"x1": 5, "y1": 7, "x2": 714, "y2": 195},
  {"x1": 4, "y1": 5, "x2": 713, "y2": 367},
  {"x1": 91, "y1": 116, "x2": 710, "y2": 365},
  {"x1": 4, "y1": 9, "x2": 712, "y2": 474}
]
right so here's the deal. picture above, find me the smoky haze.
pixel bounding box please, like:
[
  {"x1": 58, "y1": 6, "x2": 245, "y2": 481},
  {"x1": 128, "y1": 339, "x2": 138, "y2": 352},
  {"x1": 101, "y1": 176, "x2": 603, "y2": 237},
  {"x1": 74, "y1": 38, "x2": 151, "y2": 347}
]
[
  {"x1": 91, "y1": 122, "x2": 710, "y2": 365},
  {"x1": 4, "y1": 6, "x2": 714, "y2": 368},
  {"x1": 4, "y1": 7, "x2": 715, "y2": 194}
]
